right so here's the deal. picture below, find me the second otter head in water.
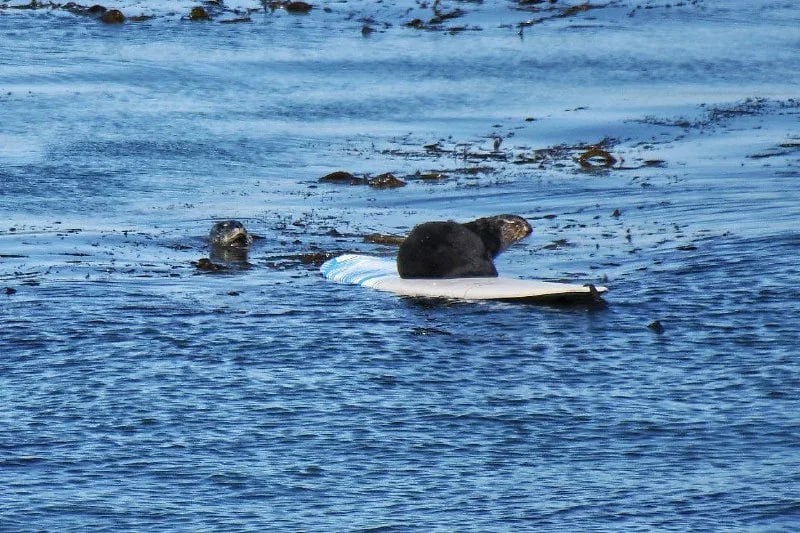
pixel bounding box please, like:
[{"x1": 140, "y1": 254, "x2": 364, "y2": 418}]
[
  {"x1": 209, "y1": 220, "x2": 253, "y2": 248},
  {"x1": 209, "y1": 220, "x2": 253, "y2": 264}
]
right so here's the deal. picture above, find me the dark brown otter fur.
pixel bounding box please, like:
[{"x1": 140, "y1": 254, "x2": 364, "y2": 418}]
[{"x1": 397, "y1": 214, "x2": 531, "y2": 279}]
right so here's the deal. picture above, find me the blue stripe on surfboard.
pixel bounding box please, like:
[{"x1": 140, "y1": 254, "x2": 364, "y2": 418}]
[{"x1": 321, "y1": 254, "x2": 396, "y2": 286}]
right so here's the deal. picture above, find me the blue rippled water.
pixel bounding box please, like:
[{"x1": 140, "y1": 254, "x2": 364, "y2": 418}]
[{"x1": 1, "y1": 0, "x2": 799, "y2": 530}]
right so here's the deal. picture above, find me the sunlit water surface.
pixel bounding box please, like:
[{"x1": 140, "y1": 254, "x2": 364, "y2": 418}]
[{"x1": 1, "y1": 0, "x2": 799, "y2": 530}]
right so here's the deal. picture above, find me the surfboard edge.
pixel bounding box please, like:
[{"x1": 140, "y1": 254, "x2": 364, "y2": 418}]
[{"x1": 321, "y1": 254, "x2": 607, "y2": 301}]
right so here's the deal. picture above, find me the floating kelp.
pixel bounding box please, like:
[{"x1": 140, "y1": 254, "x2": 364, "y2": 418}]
[
  {"x1": 368, "y1": 173, "x2": 406, "y2": 189},
  {"x1": 403, "y1": 7, "x2": 479, "y2": 33},
  {"x1": 405, "y1": 18, "x2": 426, "y2": 28},
  {"x1": 563, "y1": 3, "x2": 597, "y2": 17},
  {"x1": 637, "y1": 98, "x2": 795, "y2": 131},
  {"x1": 402, "y1": 166, "x2": 495, "y2": 180},
  {"x1": 578, "y1": 147, "x2": 617, "y2": 169},
  {"x1": 516, "y1": 1, "x2": 608, "y2": 30},
  {"x1": 541, "y1": 238, "x2": 572, "y2": 250},
  {"x1": 416, "y1": 171, "x2": 449, "y2": 181},
  {"x1": 265, "y1": 1, "x2": 312, "y2": 14},
  {"x1": 318, "y1": 171, "x2": 405, "y2": 188},
  {"x1": 510, "y1": 138, "x2": 622, "y2": 172},
  {"x1": 381, "y1": 140, "x2": 507, "y2": 163},
  {"x1": 194, "y1": 257, "x2": 227, "y2": 272},
  {"x1": 264, "y1": 251, "x2": 335, "y2": 269},
  {"x1": 429, "y1": 8, "x2": 465, "y2": 25},
  {"x1": 748, "y1": 142, "x2": 800, "y2": 160},
  {"x1": 285, "y1": 1, "x2": 312, "y2": 14},
  {"x1": 293, "y1": 251, "x2": 330, "y2": 265},
  {"x1": 100, "y1": 8, "x2": 124, "y2": 23},
  {"x1": 319, "y1": 171, "x2": 367, "y2": 185},
  {"x1": 189, "y1": 6, "x2": 210, "y2": 20},
  {"x1": 363, "y1": 234, "x2": 405, "y2": 246}
]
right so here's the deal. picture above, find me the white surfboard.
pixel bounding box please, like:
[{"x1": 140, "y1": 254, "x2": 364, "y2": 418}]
[{"x1": 320, "y1": 254, "x2": 607, "y2": 302}]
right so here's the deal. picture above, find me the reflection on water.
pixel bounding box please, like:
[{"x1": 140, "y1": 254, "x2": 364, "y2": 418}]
[{"x1": 1, "y1": 0, "x2": 799, "y2": 530}]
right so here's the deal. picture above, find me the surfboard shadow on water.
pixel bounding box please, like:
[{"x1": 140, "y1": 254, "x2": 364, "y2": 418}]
[
  {"x1": 398, "y1": 291, "x2": 609, "y2": 310},
  {"x1": 502, "y1": 282, "x2": 609, "y2": 308},
  {"x1": 498, "y1": 292, "x2": 609, "y2": 309}
]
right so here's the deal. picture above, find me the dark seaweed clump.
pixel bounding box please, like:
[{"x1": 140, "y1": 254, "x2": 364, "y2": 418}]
[{"x1": 318, "y1": 171, "x2": 406, "y2": 189}]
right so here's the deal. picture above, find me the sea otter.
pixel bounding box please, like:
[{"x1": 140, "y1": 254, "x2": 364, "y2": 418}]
[
  {"x1": 209, "y1": 220, "x2": 252, "y2": 263},
  {"x1": 397, "y1": 214, "x2": 532, "y2": 279}
]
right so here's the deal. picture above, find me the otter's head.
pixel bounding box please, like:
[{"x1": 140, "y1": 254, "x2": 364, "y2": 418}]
[
  {"x1": 462, "y1": 214, "x2": 532, "y2": 257},
  {"x1": 492, "y1": 214, "x2": 532, "y2": 251},
  {"x1": 209, "y1": 220, "x2": 253, "y2": 248}
]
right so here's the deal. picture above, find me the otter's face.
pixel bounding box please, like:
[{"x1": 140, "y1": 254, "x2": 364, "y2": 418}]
[
  {"x1": 210, "y1": 220, "x2": 253, "y2": 248},
  {"x1": 491, "y1": 214, "x2": 532, "y2": 252}
]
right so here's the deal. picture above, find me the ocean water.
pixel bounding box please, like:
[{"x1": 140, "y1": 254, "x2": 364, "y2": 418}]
[{"x1": 1, "y1": 0, "x2": 799, "y2": 530}]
